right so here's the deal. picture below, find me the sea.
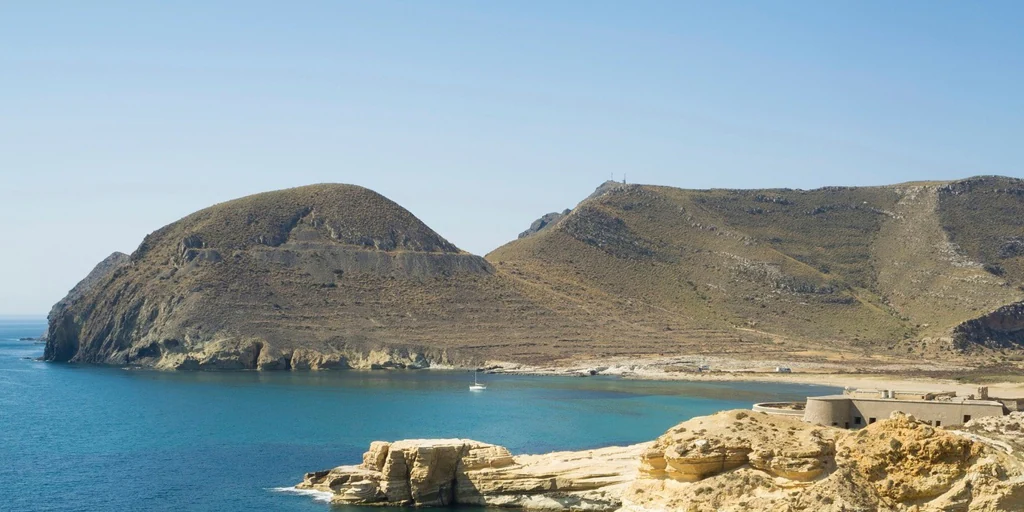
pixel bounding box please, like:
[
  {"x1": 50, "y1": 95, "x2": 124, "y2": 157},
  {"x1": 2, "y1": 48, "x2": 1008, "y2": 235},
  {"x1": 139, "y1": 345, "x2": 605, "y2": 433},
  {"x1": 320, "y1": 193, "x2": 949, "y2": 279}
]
[{"x1": 0, "y1": 317, "x2": 840, "y2": 511}]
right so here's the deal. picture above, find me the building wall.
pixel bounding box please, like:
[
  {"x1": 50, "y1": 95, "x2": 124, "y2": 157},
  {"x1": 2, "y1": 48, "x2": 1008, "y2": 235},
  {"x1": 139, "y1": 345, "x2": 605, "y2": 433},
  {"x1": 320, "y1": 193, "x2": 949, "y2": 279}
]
[
  {"x1": 804, "y1": 398, "x2": 851, "y2": 427},
  {"x1": 804, "y1": 397, "x2": 1004, "y2": 428},
  {"x1": 997, "y1": 398, "x2": 1024, "y2": 412}
]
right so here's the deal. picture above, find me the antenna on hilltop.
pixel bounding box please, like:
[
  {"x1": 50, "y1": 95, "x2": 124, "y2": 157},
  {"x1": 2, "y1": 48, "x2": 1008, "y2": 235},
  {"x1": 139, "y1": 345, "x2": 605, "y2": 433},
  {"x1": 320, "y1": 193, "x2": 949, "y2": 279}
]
[
  {"x1": 610, "y1": 172, "x2": 614, "y2": 182},
  {"x1": 623, "y1": 173, "x2": 627, "y2": 184}
]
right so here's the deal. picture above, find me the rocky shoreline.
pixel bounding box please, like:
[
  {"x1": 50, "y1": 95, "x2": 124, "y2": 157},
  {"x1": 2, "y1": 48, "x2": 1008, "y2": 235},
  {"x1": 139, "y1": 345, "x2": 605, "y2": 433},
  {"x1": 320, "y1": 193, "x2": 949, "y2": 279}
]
[
  {"x1": 294, "y1": 410, "x2": 1024, "y2": 511},
  {"x1": 298, "y1": 439, "x2": 646, "y2": 509},
  {"x1": 33, "y1": 342, "x2": 1024, "y2": 398}
]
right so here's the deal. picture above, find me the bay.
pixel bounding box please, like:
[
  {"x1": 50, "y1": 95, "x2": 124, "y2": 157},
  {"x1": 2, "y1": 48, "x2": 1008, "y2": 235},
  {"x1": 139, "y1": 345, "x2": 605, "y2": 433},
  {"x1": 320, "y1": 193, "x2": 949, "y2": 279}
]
[{"x1": 0, "y1": 318, "x2": 839, "y2": 511}]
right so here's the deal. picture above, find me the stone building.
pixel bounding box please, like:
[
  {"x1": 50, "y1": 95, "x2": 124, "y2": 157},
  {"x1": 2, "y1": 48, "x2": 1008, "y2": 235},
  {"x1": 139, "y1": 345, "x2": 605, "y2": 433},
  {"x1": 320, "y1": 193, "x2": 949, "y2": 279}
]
[{"x1": 756, "y1": 387, "x2": 1011, "y2": 429}]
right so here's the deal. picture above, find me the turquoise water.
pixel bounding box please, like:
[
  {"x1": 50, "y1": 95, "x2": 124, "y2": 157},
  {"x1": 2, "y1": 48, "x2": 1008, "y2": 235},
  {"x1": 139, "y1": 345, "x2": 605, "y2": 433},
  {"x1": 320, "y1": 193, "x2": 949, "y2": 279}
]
[{"x1": 0, "y1": 318, "x2": 839, "y2": 511}]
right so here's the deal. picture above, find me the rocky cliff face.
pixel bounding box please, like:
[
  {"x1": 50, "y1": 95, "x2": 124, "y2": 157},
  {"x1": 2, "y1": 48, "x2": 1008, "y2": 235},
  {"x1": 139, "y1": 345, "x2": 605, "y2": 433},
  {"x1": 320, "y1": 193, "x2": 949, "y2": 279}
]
[
  {"x1": 297, "y1": 410, "x2": 1024, "y2": 511},
  {"x1": 41, "y1": 252, "x2": 129, "y2": 340},
  {"x1": 954, "y1": 302, "x2": 1024, "y2": 350}
]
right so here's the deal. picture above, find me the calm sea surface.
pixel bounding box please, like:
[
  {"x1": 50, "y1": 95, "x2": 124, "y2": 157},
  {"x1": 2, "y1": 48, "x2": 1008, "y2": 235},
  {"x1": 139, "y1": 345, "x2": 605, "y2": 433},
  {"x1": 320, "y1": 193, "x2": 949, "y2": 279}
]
[{"x1": 0, "y1": 317, "x2": 839, "y2": 511}]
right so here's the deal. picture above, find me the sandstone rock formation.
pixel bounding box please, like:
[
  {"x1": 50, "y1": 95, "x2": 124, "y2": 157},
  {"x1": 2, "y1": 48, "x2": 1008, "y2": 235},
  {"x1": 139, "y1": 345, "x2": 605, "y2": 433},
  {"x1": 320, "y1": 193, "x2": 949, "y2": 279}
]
[
  {"x1": 298, "y1": 410, "x2": 1024, "y2": 511},
  {"x1": 955, "y1": 412, "x2": 1024, "y2": 456},
  {"x1": 634, "y1": 410, "x2": 837, "y2": 485},
  {"x1": 625, "y1": 410, "x2": 1024, "y2": 512},
  {"x1": 298, "y1": 438, "x2": 646, "y2": 509}
]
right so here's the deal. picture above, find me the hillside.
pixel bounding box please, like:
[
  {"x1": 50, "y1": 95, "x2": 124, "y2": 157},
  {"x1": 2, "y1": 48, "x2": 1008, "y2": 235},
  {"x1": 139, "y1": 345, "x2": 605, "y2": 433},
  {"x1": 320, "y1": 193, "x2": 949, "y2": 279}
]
[
  {"x1": 45, "y1": 177, "x2": 1024, "y2": 371},
  {"x1": 490, "y1": 177, "x2": 1024, "y2": 364},
  {"x1": 45, "y1": 184, "x2": 580, "y2": 369}
]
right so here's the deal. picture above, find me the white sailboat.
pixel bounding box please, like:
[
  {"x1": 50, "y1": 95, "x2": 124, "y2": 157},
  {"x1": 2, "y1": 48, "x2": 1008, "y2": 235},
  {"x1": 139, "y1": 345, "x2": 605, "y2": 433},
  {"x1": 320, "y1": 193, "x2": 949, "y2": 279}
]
[{"x1": 469, "y1": 371, "x2": 486, "y2": 391}]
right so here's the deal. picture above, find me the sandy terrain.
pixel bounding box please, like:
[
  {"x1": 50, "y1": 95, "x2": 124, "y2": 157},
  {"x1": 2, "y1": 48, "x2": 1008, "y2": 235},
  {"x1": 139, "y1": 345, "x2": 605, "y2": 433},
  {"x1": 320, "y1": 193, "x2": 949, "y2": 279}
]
[{"x1": 481, "y1": 354, "x2": 1024, "y2": 399}]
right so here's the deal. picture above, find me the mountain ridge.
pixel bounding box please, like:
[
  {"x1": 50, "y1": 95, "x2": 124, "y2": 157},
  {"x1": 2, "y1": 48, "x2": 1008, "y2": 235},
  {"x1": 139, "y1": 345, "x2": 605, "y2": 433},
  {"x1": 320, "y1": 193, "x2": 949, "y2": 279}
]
[{"x1": 44, "y1": 176, "x2": 1024, "y2": 371}]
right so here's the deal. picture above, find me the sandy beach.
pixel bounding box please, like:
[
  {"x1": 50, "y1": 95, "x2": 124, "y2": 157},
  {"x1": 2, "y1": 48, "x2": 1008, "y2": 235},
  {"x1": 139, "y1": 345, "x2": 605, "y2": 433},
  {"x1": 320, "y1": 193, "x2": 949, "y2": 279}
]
[{"x1": 484, "y1": 355, "x2": 1024, "y2": 399}]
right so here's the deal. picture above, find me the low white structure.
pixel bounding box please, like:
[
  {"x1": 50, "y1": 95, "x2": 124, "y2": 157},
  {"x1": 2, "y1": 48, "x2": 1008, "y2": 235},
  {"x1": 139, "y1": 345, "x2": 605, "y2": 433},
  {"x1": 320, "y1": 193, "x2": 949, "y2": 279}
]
[{"x1": 752, "y1": 402, "x2": 804, "y2": 417}]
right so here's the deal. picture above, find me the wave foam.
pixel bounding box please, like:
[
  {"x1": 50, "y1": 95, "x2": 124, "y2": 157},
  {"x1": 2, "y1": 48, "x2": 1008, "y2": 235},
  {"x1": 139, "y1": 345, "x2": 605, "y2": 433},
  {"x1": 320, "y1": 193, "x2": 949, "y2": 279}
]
[{"x1": 269, "y1": 486, "x2": 333, "y2": 503}]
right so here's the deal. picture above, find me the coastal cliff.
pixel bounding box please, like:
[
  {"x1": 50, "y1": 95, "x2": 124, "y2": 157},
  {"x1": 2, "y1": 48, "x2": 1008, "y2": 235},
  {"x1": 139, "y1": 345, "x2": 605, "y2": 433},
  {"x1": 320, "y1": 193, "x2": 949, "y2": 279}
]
[
  {"x1": 297, "y1": 410, "x2": 1024, "y2": 511},
  {"x1": 43, "y1": 184, "x2": 526, "y2": 369},
  {"x1": 40, "y1": 251, "x2": 128, "y2": 340}
]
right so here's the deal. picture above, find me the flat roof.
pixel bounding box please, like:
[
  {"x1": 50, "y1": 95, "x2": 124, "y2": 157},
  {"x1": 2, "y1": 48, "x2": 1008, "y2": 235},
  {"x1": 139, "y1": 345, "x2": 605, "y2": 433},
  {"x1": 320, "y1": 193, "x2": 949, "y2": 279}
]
[{"x1": 808, "y1": 395, "x2": 1004, "y2": 407}]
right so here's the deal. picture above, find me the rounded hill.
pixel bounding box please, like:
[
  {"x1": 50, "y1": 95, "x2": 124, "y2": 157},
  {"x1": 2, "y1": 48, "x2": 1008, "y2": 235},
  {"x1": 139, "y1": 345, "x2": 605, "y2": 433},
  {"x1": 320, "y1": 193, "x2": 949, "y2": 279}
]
[
  {"x1": 45, "y1": 183, "x2": 517, "y2": 370},
  {"x1": 133, "y1": 183, "x2": 461, "y2": 264}
]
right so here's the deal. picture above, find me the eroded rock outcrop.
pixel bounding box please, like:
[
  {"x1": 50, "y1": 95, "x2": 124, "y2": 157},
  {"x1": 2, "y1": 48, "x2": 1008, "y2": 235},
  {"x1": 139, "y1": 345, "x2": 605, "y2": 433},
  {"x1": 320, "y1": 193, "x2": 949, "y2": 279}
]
[
  {"x1": 636, "y1": 410, "x2": 837, "y2": 484},
  {"x1": 297, "y1": 410, "x2": 1024, "y2": 511},
  {"x1": 519, "y1": 209, "x2": 571, "y2": 239},
  {"x1": 955, "y1": 412, "x2": 1024, "y2": 458},
  {"x1": 625, "y1": 410, "x2": 1024, "y2": 512},
  {"x1": 145, "y1": 340, "x2": 438, "y2": 371},
  {"x1": 954, "y1": 302, "x2": 1024, "y2": 350},
  {"x1": 298, "y1": 438, "x2": 646, "y2": 509}
]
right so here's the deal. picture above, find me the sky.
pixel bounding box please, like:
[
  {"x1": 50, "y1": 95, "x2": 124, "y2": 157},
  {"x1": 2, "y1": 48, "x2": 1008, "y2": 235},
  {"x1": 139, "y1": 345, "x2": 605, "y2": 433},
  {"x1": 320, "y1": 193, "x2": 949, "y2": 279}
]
[{"x1": 1, "y1": 1, "x2": 1023, "y2": 315}]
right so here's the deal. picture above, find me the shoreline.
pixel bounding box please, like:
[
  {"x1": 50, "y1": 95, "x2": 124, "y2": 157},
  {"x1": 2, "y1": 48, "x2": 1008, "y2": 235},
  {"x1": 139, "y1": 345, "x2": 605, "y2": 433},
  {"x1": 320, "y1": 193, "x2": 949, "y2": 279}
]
[
  {"x1": 290, "y1": 410, "x2": 1024, "y2": 511},
  {"x1": 482, "y1": 355, "x2": 1024, "y2": 398},
  {"x1": 16, "y1": 334, "x2": 1023, "y2": 398},
  {"x1": 491, "y1": 368, "x2": 1024, "y2": 397}
]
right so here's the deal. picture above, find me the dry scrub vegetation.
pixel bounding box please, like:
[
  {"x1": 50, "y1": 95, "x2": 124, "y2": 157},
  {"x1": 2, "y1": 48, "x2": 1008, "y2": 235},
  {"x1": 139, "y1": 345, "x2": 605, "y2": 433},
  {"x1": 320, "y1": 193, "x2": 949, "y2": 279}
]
[{"x1": 45, "y1": 178, "x2": 1024, "y2": 372}]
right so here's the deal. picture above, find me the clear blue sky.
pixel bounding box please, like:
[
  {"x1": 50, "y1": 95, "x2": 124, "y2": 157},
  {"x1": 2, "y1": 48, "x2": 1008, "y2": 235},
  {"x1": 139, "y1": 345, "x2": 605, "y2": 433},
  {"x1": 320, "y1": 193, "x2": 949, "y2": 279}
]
[{"x1": 1, "y1": 1, "x2": 1022, "y2": 315}]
